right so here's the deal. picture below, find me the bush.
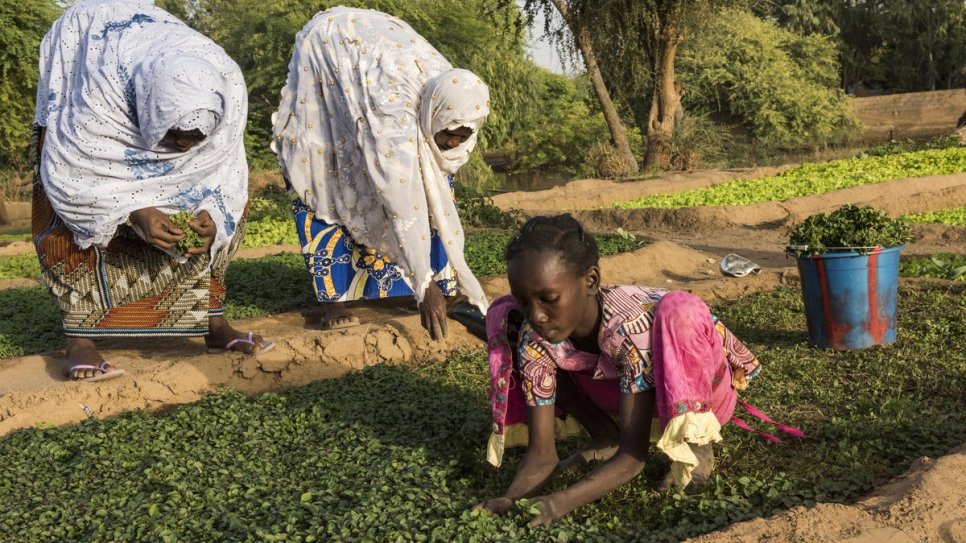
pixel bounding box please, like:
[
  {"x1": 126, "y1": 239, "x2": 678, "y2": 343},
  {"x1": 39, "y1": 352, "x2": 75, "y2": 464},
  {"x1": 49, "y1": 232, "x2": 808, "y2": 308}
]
[
  {"x1": 680, "y1": 8, "x2": 860, "y2": 148},
  {"x1": 586, "y1": 142, "x2": 633, "y2": 179},
  {"x1": 668, "y1": 114, "x2": 727, "y2": 171}
]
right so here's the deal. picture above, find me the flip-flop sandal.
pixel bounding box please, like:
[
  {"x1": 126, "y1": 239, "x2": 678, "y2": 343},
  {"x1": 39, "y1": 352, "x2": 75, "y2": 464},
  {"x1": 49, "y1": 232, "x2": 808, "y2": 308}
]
[
  {"x1": 320, "y1": 314, "x2": 360, "y2": 331},
  {"x1": 67, "y1": 361, "x2": 126, "y2": 382},
  {"x1": 207, "y1": 332, "x2": 276, "y2": 355}
]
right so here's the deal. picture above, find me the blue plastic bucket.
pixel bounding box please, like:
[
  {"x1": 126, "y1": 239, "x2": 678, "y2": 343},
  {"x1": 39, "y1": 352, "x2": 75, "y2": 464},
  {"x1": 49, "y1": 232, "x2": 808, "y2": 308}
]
[{"x1": 795, "y1": 245, "x2": 903, "y2": 350}]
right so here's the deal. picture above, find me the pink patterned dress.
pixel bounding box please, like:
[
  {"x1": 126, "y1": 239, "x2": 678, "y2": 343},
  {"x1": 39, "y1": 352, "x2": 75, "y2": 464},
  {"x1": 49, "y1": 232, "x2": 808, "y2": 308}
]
[{"x1": 485, "y1": 286, "x2": 762, "y2": 487}]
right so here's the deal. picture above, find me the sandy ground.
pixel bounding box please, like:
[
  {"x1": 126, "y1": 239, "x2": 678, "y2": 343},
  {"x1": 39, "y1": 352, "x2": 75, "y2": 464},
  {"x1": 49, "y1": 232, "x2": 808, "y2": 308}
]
[{"x1": 0, "y1": 168, "x2": 964, "y2": 541}]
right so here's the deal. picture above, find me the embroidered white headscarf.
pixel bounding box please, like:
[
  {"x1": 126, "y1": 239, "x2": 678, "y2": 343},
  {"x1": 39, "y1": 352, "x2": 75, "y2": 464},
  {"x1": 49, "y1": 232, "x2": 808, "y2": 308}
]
[
  {"x1": 34, "y1": 0, "x2": 248, "y2": 257},
  {"x1": 273, "y1": 7, "x2": 491, "y2": 313}
]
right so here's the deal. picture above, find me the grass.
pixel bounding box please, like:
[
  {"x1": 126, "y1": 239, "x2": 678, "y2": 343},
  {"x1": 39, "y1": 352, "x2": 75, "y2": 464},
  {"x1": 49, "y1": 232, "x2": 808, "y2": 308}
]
[
  {"x1": 614, "y1": 146, "x2": 966, "y2": 209},
  {"x1": 0, "y1": 284, "x2": 962, "y2": 541}
]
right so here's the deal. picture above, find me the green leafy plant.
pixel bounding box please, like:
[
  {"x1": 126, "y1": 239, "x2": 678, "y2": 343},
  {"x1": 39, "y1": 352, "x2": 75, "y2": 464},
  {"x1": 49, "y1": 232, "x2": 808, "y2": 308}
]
[
  {"x1": 787, "y1": 204, "x2": 914, "y2": 256},
  {"x1": 455, "y1": 184, "x2": 525, "y2": 229},
  {"x1": 0, "y1": 253, "x2": 39, "y2": 279},
  {"x1": 900, "y1": 254, "x2": 966, "y2": 281},
  {"x1": 168, "y1": 211, "x2": 205, "y2": 254},
  {"x1": 903, "y1": 206, "x2": 966, "y2": 227}
]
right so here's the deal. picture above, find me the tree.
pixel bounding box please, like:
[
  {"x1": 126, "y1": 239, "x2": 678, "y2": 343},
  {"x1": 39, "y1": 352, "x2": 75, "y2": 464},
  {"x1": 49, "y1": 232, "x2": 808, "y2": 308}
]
[
  {"x1": 518, "y1": 1, "x2": 750, "y2": 171},
  {"x1": 763, "y1": 0, "x2": 966, "y2": 93},
  {"x1": 511, "y1": 0, "x2": 640, "y2": 173},
  {"x1": 0, "y1": 0, "x2": 60, "y2": 170}
]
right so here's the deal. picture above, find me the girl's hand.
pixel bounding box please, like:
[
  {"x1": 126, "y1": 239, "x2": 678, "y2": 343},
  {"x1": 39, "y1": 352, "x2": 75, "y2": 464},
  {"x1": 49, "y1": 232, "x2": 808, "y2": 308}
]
[
  {"x1": 472, "y1": 497, "x2": 513, "y2": 516},
  {"x1": 528, "y1": 495, "x2": 564, "y2": 527},
  {"x1": 129, "y1": 207, "x2": 184, "y2": 250},
  {"x1": 185, "y1": 210, "x2": 217, "y2": 256}
]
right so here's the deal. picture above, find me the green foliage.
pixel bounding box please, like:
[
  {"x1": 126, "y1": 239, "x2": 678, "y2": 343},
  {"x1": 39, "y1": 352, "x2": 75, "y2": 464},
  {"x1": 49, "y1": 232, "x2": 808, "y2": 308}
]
[
  {"x1": 0, "y1": 0, "x2": 59, "y2": 169},
  {"x1": 222, "y1": 253, "x2": 316, "y2": 319},
  {"x1": 0, "y1": 253, "x2": 40, "y2": 280},
  {"x1": 762, "y1": 1, "x2": 966, "y2": 93},
  {"x1": 464, "y1": 231, "x2": 641, "y2": 278},
  {"x1": 503, "y1": 73, "x2": 625, "y2": 177},
  {"x1": 455, "y1": 184, "x2": 525, "y2": 229},
  {"x1": 900, "y1": 254, "x2": 966, "y2": 281},
  {"x1": 242, "y1": 184, "x2": 299, "y2": 248},
  {"x1": 0, "y1": 286, "x2": 63, "y2": 358},
  {"x1": 787, "y1": 204, "x2": 914, "y2": 256},
  {"x1": 668, "y1": 114, "x2": 728, "y2": 171},
  {"x1": 836, "y1": 0, "x2": 966, "y2": 93},
  {"x1": 615, "y1": 147, "x2": 966, "y2": 209},
  {"x1": 680, "y1": 8, "x2": 859, "y2": 148},
  {"x1": 168, "y1": 212, "x2": 206, "y2": 253},
  {"x1": 903, "y1": 206, "x2": 966, "y2": 227},
  {"x1": 859, "y1": 134, "x2": 963, "y2": 158},
  {"x1": 0, "y1": 285, "x2": 963, "y2": 541}
]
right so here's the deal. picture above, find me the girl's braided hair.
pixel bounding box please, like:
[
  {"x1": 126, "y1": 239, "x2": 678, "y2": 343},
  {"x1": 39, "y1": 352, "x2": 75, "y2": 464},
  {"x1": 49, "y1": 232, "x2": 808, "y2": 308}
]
[{"x1": 505, "y1": 214, "x2": 599, "y2": 274}]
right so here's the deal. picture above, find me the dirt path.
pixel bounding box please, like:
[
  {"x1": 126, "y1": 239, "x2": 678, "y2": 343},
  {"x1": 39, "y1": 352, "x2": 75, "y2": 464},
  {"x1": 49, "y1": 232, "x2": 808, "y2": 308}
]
[
  {"x1": 0, "y1": 166, "x2": 963, "y2": 541},
  {"x1": 684, "y1": 443, "x2": 966, "y2": 543}
]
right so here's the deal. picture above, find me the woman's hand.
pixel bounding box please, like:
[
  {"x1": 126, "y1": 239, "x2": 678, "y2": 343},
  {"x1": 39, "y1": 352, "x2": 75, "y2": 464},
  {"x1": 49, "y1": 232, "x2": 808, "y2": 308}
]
[
  {"x1": 419, "y1": 282, "x2": 448, "y2": 340},
  {"x1": 472, "y1": 496, "x2": 513, "y2": 516},
  {"x1": 185, "y1": 210, "x2": 217, "y2": 256},
  {"x1": 129, "y1": 207, "x2": 184, "y2": 250}
]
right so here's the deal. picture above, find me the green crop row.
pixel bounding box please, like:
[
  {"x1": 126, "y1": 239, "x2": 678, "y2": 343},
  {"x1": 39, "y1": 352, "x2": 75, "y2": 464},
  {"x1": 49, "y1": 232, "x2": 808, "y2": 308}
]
[
  {"x1": 0, "y1": 285, "x2": 962, "y2": 541},
  {"x1": 614, "y1": 146, "x2": 966, "y2": 209},
  {"x1": 902, "y1": 206, "x2": 966, "y2": 226}
]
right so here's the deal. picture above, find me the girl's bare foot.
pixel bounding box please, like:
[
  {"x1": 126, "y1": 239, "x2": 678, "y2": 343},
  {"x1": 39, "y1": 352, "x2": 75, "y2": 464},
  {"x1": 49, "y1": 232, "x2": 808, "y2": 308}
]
[{"x1": 658, "y1": 442, "x2": 715, "y2": 492}]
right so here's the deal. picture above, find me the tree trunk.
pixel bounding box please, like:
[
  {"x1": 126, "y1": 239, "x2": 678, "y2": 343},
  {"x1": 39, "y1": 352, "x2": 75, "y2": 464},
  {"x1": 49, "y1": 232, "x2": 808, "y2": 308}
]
[
  {"x1": 550, "y1": 0, "x2": 639, "y2": 174},
  {"x1": 643, "y1": 9, "x2": 682, "y2": 171}
]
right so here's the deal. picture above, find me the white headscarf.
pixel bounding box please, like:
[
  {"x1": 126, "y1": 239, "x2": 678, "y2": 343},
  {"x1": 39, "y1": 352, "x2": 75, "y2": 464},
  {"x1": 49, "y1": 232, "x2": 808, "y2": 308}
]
[
  {"x1": 273, "y1": 7, "x2": 491, "y2": 313},
  {"x1": 34, "y1": 0, "x2": 248, "y2": 257}
]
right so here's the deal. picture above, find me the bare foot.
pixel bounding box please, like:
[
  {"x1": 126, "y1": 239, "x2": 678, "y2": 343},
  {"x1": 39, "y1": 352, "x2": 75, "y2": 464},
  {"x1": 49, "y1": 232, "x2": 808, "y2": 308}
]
[
  {"x1": 658, "y1": 442, "x2": 715, "y2": 492},
  {"x1": 205, "y1": 316, "x2": 273, "y2": 355},
  {"x1": 65, "y1": 338, "x2": 124, "y2": 380},
  {"x1": 557, "y1": 438, "x2": 620, "y2": 473}
]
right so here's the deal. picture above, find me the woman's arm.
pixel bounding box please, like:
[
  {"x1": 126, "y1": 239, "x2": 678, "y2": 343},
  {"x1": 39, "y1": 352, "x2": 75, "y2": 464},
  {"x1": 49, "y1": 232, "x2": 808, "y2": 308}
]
[
  {"x1": 476, "y1": 403, "x2": 559, "y2": 514},
  {"x1": 530, "y1": 389, "x2": 655, "y2": 526}
]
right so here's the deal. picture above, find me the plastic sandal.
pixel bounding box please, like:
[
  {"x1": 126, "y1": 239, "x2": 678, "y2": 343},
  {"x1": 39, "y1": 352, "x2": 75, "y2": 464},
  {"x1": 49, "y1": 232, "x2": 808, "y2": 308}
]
[
  {"x1": 67, "y1": 361, "x2": 126, "y2": 382},
  {"x1": 207, "y1": 332, "x2": 276, "y2": 355}
]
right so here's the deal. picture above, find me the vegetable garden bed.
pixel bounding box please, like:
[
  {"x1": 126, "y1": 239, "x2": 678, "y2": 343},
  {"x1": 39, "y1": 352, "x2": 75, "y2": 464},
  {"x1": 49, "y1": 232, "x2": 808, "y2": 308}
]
[
  {"x1": 613, "y1": 147, "x2": 966, "y2": 210},
  {"x1": 0, "y1": 285, "x2": 962, "y2": 542}
]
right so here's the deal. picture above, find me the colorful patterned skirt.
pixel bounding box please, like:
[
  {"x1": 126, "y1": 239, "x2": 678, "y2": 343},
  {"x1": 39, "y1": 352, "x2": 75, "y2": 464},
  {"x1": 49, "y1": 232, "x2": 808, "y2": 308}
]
[
  {"x1": 289, "y1": 190, "x2": 458, "y2": 303},
  {"x1": 32, "y1": 130, "x2": 243, "y2": 337}
]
